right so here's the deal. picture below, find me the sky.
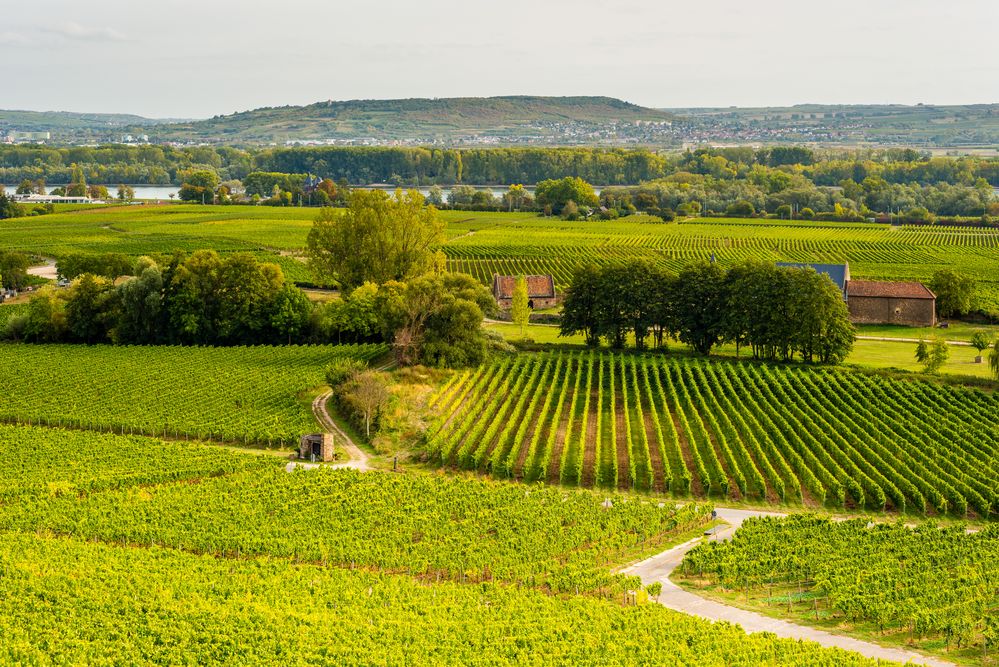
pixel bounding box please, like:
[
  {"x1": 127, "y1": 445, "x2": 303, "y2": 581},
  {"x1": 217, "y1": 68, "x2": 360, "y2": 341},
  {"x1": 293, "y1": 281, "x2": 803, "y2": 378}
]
[{"x1": 3, "y1": 0, "x2": 998, "y2": 118}]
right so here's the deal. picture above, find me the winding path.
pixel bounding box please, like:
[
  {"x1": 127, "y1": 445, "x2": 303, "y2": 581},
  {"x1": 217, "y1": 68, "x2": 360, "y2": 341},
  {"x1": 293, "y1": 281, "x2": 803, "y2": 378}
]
[
  {"x1": 622, "y1": 507, "x2": 953, "y2": 667},
  {"x1": 286, "y1": 390, "x2": 371, "y2": 472}
]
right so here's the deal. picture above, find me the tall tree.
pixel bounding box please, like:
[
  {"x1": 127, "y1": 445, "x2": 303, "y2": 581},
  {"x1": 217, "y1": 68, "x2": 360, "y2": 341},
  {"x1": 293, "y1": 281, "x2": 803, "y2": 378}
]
[
  {"x1": 510, "y1": 275, "x2": 531, "y2": 337},
  {"x1": 673, "y1": 261, "x2": 727, "y2": 355},
  {"x1": 307, "y1": 189, "x2": 445, "y2": 290}
]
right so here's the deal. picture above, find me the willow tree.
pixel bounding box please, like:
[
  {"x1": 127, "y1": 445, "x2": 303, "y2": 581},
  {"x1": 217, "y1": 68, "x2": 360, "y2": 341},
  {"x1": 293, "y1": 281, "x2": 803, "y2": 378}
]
[{"x1": 307, "y1": 189, "x2": 445, "y2": 290}]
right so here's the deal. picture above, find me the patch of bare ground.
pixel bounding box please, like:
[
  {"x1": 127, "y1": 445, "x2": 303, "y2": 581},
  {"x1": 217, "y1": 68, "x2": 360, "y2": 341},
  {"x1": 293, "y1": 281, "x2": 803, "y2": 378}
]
[
  {"x1": 513, "y1": 401, "x2": 545, "y2": 478},
  {"x1": 702, "y1": 425, "x2": 741, "y2": 502},
  {"x1": 578, "y1": 378, "x2": 600, "y2": 487},
  {"x1": 546, "y1": 390, "x2": 574, "y2": 483},
  {"x1": 614, "y1": 385, "x2": 630, "y2": 491},
  {"x1": 667, "y1": 407, "x2": 704, "y2": 498},
  {"x1": 637, "y1": 394, "x2": 666, "y2": 493}
]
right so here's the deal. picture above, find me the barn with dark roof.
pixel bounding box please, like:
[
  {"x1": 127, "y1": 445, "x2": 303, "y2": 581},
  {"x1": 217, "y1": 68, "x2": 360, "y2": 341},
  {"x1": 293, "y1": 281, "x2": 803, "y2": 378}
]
[
  {"x1": 847, "y1": 280, "x2": 936, "y2": 327},
  {"x1": 492, "y1": 274, "x2": 557, "y2": 310}
]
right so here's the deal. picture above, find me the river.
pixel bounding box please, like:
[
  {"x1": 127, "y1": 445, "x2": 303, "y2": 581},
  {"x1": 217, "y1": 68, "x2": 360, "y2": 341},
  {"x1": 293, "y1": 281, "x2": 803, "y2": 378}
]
[{"x1": 2, "y1": 183, "x2": 602, "y2": 201}]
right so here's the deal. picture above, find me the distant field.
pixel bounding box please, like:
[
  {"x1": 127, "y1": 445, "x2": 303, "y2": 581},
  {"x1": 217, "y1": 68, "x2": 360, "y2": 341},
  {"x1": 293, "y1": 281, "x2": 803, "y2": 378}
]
[
  {"x1": 428, "y1": 351, "x2": 999, "y2": 516},
  {"x1": 0, "y1": 343, "x2": 385, "y2": 446},
  {"x1": 3, "y1": 206, "x2": 997, "y2": 310}
]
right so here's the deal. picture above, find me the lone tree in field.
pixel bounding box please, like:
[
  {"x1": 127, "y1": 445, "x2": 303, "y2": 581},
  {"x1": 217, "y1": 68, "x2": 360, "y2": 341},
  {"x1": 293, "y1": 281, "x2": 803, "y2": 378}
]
[
  {"x1": 511, "y1": 275, "x2": 531, "y2": 337},
  {"x1": 915, "y1": 338, "x2": 949, "y2": 374},
  {"x1": 343, "y1": 371, "x2": 389, "y2": 439},
  {"x1": 307, "y1": 189, "x2": 445, "y2": 290},
  {"x1": 970, "y1": 331, "x2": 991, "y2": 363}
]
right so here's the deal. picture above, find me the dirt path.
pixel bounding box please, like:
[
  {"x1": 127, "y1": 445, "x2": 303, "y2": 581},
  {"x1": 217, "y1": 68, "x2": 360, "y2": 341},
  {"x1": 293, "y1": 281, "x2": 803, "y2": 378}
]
[
  {"x1": 27, "y1": 259, "x2": 58, "y2": 281},
  {"x1": 310, "y1": 390, "x2": 372, "y2": 471},
  {"x1": 856, "y1": 335, "x2": 971, "y2": 347},
  {"x1": 621, "y1": 507, "x2": 954, "y2": 667}
]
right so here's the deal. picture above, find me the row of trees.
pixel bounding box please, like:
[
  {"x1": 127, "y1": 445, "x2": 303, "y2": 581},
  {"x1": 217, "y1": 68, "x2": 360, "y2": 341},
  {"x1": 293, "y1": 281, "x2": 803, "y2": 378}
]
[
  {"x1": 4, "y1": 252, "x2": 313, "y2": 346},
  {"x1": 561, "y1": 260, "x2": 854, "y2": 364},
  {"x1": 7, "y1": 144, "x2": 999, "y2": 188}
]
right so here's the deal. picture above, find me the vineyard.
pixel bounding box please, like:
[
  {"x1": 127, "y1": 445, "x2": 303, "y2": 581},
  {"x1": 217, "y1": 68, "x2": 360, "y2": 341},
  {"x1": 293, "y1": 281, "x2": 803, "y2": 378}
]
[
  {"x1": 0, "y1": 424, "x2": 273, "y2": 501},
  {"x1": 679, "y1": 514, "x2": 999, "y2": 658},
  {"x1": 443, "y1": 214, "x2": 999, "y2": 312},
  {"x1": 0, "y1": 467, "x2": 710, "y2": 595},
  {"x1": 0, "y1": 531, "x2": 886, "y2": 666},
  {"x1": 3, "y1": 206, "x2": 998, "y2": 310},
  {"x1": 428, "y1": 351, "x2": 999, "y2": 516},
  {"x1": 0, "y1": 343, "x2": 385, "y2": 446}
]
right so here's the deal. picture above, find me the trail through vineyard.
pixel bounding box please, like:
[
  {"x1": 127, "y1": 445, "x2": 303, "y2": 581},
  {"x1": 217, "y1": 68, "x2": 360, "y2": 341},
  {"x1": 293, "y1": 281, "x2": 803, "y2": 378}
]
[{"x1": 623, "y1": 507, "x2": 955, "y2": 667}]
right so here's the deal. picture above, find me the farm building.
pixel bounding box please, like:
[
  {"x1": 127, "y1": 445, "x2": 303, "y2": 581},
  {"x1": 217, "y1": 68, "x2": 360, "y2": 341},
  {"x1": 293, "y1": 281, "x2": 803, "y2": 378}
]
[
  {"x1": 847, "y1": 281, "x2": 936, "y2": 327},
  {"x1": 776, "y1": 262, "x2": 850, "y2": 300},
  {"x1": 492, "y1": 274, "x2": 558, "y2": 310},
  {"x1": 299, "y1": 433, "x2": 335, "y2": 462}
]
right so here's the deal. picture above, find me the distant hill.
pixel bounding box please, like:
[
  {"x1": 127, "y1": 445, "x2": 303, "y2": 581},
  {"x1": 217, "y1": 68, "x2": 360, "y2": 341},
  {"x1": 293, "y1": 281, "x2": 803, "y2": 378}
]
[
  {"x1": 0, "y1": 110, "x2": 180, "y2": 142},
  {"x1": 136, "y1": 96, "x2": 677, "y2": 145}
]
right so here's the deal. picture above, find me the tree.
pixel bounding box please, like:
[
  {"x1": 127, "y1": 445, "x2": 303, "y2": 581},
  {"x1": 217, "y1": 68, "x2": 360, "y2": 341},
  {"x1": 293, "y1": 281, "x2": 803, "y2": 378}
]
[
  {"x1": 341, "y1": 371, "x2": 389, "y2": 438},
  {"x1": 930, "y1": 270, "x2": 975, "y2": 319},
  {"x1": 117, "y1": 184, "x2": 135, "y2": 202},
  {"x1": 87, "y1": 185, "x2": 109, "y2": 200},
  {"x1": 325, "y1": 357, "x2": 367, "y2": 387},
  {"x1": 510, "y1": 275, "x2": 531, "y2": 337},
  {"x1": 970, "y1": 331, "x2": 990, "y2": 363},
  {"x1": 990, "y1": 338, "x2": 999, "y2": 381},
  {"x1": 15, "y1": 180, "x2": 33, "y2": 195},
  {"x1": 560, "y1": 264, "x2": 602, "y2": 346},
  {"x1": 66, "y1": 164, "x2": 87, "y2": 197},
  {"x1": 673, "y1": 261, "x2": 727, "y2": 355},
  {"x1": 269, "y1": 284, "x2": 313, "y2": 344},
  {"x1": 307, "y1": 189, "x2": 445, "y2": 290},
  {"x1": 535, "y1": 177, "x2": 599, "y2": 214},
  {"x1": 646, "y1": 582, "x2": 662, "y2": 601},
  {"x1": 375, "y1": 272, "x2": 494, "y2": 367},
  {"x1": 502, "y1": 184, "x2": 532, "y2": 211},
  {"x1": 425, "y1": 185, "x2": 444, "y2": 207},
  {"x1": 915, "y1": 338, "x2": 949, "y2": 374},
  {"x1": 725, "y1": 200, "x2": 755, "y2": 217},
  {"x1": 64, "y1": 274, "x2": 116, "y2": 344},
  {"x1": 178, "y1": 170, "x2": 220, "y2": 203},
  {"x1": 0, "y1": 193, "x2": 24, "y2": 220}
]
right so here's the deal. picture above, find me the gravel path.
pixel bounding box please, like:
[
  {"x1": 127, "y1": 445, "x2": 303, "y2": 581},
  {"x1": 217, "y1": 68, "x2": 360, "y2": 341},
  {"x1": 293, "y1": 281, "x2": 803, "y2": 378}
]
[
  {"x1": 621, "y1": 507, "x2": 954, "y2": 667},
  {"x1": 310, "y1": 390, "x2": 371, "y2": 471}
]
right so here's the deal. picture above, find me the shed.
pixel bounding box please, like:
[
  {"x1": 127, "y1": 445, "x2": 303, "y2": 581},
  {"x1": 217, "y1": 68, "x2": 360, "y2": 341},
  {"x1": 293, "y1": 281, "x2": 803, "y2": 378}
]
[
  {"x1": 776, "y1": 262, "x2": 851, "y2": 300},
  {"x1": 299, "y1": 433, "x2": 335, "y2": 462},
  {"x1": 492, "y1": 274, "x2": 557, "y2": 310},
  {"x1": 847, "y1": 280, "x2": 936, "y2": 327}
]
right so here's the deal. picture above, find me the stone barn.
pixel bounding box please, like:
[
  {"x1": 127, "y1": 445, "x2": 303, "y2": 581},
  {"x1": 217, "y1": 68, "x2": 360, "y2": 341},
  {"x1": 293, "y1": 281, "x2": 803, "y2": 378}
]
[
  {"x1": 299, "y1": 433, "x2": 335, "y2": 462},
  {"x1": 492, "y1": 274, "x2": 558, "y2": 310},
  {"x1": 847, "y1": 281, "x2": 936, "y2": 327}
]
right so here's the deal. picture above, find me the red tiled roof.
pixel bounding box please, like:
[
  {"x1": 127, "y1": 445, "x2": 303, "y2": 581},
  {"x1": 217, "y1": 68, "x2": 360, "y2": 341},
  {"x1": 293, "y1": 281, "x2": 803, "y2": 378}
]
[
  {"x1": 847, "y1": 280, "x2": 935, "y2": 300},
  {"x1": 493, "y1": 274, "x2": 556, "y2": 300}
]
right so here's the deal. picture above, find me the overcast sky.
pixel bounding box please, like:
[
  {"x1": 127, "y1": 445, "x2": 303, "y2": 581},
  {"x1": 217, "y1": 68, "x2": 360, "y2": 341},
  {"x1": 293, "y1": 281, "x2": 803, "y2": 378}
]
[{"x1": 3, "y1": 0, "x2": 997, "y2": 118}]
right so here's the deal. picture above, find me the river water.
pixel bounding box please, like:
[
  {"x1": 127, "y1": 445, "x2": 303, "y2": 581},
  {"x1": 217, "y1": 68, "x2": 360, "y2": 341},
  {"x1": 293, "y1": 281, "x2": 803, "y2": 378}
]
[{"x1": 2, "y1": 183, "x2": 601, "y2": 201}]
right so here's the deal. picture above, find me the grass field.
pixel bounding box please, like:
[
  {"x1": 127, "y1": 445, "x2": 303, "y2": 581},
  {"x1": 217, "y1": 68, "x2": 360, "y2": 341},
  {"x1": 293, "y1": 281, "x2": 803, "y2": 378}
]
[
  {"x1": 0, "y1": 343, "x2": 384, "y2": 446},
  {"x1": 5, "y1": 205, "x2": 998, "y2": 311},
  {"x1": 427, "y1": 351, "x2": 999, "y2": 516},
  {"x1": 485, "y1": 320, "x2": 999, "y2": 380}
]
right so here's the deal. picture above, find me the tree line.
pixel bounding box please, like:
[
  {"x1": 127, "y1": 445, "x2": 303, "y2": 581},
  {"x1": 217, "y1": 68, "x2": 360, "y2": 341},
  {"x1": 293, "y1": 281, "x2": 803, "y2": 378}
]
[
  {"x1": 560, "y1": 260, "x2": 855, "y2": 364},
  {"x1": 6, "y1": 144, "x2": 999, "y2": 188}
]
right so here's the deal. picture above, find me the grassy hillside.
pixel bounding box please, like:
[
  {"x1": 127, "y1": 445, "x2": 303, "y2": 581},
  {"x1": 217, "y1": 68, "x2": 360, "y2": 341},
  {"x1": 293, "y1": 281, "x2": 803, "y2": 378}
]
[{"x1": 138, "y1": 96, "x2": 676, "y2": 143}]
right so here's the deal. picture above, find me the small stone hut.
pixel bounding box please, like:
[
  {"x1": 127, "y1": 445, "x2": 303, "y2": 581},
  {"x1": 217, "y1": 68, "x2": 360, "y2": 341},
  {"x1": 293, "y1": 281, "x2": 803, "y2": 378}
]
[
  {"x1": 299, "y1": 433, "x2": 335, "y2": 462},
  {"x1": 492, "y1": 274, "x2": 557, "y2": 310},
  {"x1": 847, "y1": 280, "x2": 936, "y2": 327}
]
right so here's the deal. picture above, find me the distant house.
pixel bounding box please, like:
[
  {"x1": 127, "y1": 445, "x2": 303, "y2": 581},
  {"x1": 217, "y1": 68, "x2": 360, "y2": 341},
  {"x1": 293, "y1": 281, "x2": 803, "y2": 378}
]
[
  {"x1": 847, "y1": 281, "x2": 936, "y2": 327},
  {"x1": 13, "y1": 193, "x2": 95, "y2": 205},
  {"x1": 492, "y1": 274, "x2": 557, "y2": 310},
  {"x1": 776, "y1": 262, "x2": 850, "y2": 300}
]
